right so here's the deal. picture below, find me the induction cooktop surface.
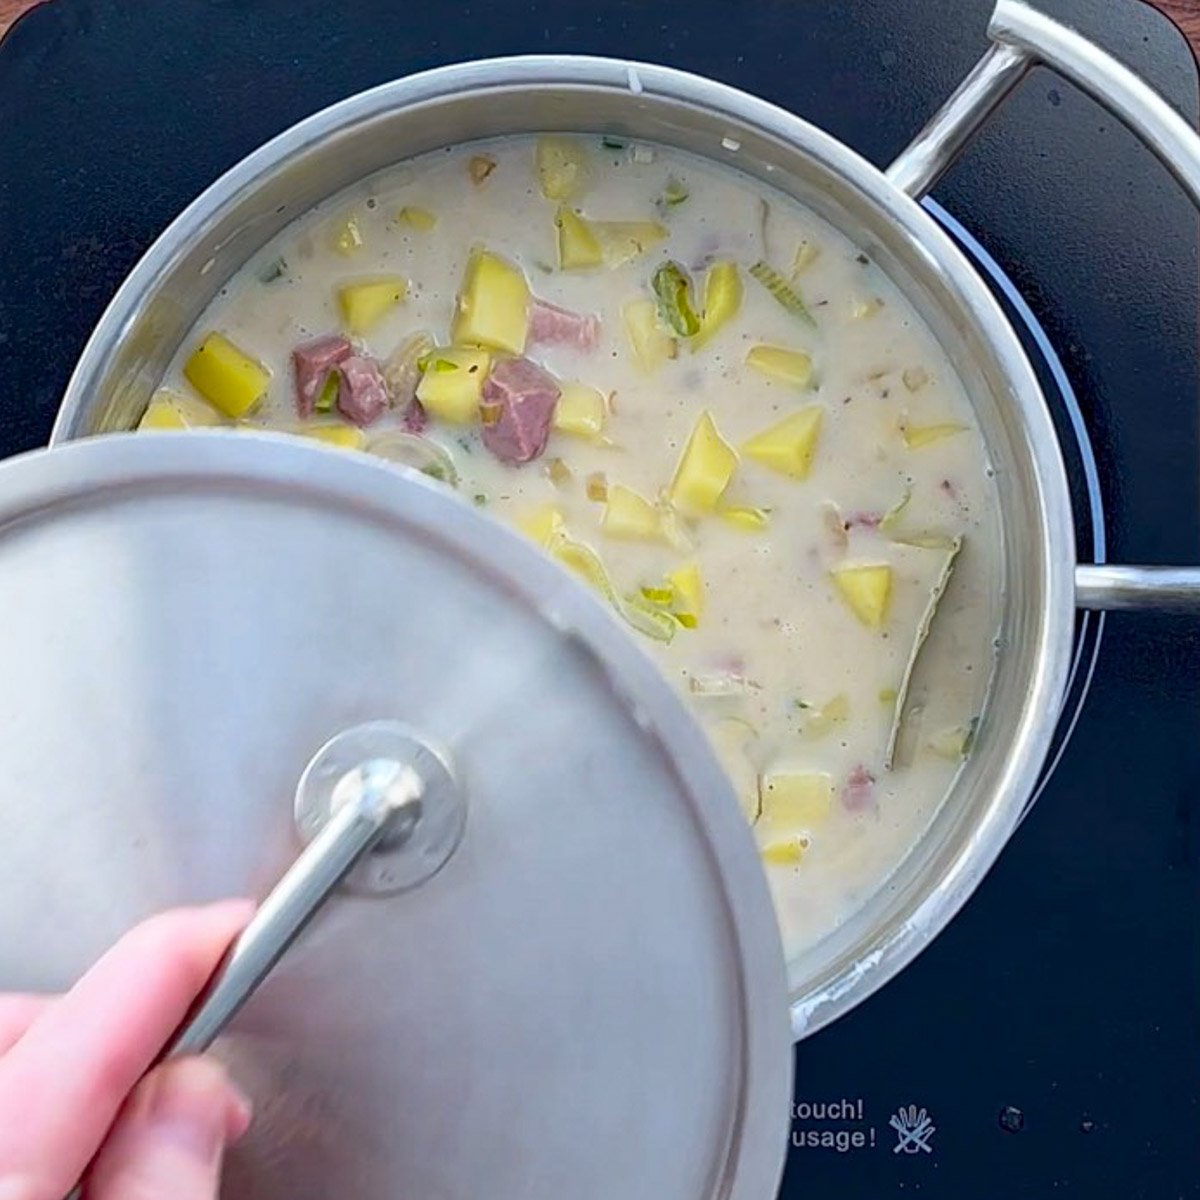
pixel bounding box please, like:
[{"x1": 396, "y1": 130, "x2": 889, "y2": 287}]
[{"x1": 1, "y1": 1, "x2": 1197, "y2": 1196}]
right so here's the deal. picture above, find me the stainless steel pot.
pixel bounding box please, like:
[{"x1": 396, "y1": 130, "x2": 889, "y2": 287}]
[{"x1": 49, "y1": 0, "x2": 1200, "y2": 1039}]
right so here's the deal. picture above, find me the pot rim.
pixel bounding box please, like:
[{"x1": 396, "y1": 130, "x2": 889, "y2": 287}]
[{"x1": 50, "y1": 54, "x2": 1077, "y2": 1039}]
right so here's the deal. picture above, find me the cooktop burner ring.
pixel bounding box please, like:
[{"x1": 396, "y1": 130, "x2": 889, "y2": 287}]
[{"x1": 925, "y1": 198, "x2": 1106, "y2": 819}]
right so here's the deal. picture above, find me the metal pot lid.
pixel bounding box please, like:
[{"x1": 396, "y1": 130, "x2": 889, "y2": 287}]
[{"x1": 0, "y1": 432, "x2": 790, "y2": 1200}]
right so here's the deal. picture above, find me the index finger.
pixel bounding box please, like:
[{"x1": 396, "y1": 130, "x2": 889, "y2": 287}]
[{"x1": 0, "y1": 899, "x2": 253, "y2": 1198}]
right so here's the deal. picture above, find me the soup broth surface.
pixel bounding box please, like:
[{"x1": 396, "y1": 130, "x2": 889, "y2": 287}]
[{"x1": 151, "y1": 135, "x2": 1001, "y2": 965}]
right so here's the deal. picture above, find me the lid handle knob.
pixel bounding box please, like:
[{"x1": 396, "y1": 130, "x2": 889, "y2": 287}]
[{"x1": 170, "y1": 759, "x2": 423, "y2": 1056}]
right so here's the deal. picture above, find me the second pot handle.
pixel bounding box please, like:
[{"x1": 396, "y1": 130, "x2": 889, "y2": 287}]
[
  {"x1": 887, "y1": 0, "x2": 1200, "y2": 614},
  {"x1": 887, "y1": 0, "x2": 1200, "y2": 205}
]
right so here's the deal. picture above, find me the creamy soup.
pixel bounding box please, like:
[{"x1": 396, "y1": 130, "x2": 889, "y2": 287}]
[{"x1": 145, "y1": 136, "x2": 1000, "y2": 964}]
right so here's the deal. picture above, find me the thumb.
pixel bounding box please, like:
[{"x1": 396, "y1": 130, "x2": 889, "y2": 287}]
[{"x1": 85, "y1": 1057, "x2": 251, "y2": 1199}]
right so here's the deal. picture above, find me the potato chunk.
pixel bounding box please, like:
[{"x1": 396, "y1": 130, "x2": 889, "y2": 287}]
[
  {"x1": 831, "y1": 563, "x2": 893, "y2": 629},
  {"x1": 692, "y1": 261, "x2": 742, "y2": 349},
  {"x1": 337, "y1": 276, "x2": 407, "y2": 335},
  {"x1": 138, "y1": 398, "x2": 188, "y2": 431},
  {"x1": 516, "y1": 504, "x2": 565, "y2": 548},
  {"x1": 759, "y1": 772, "x2": 833, "y2": 829},
  {"x1": 297, "y1": 424, "x2": 366, "y2": 450},
  {"x1": 330, "y1": 215, "x2": 364, "y2": 255},
  {"x1": 602, "y1": 484, "x2": 661, "y2": 541},
  {"x1": 760, "y1": 837, "x2": 809, "y2": 865},
  {"x1": 450, "y1": 251, "x2": 530, "y2": 355},
  {"x1": 183, "y1": 333, "x2": 270, "y2": 419},
  {"x1": 395, "y1": 206, "x2": 436, "y2": 231},
  {"x1": 902, "y1": 422, "x2": 967, "y2": 449},
  {"x1": 594, "y1": 220, "x2": 667, "y2": 268},
  {"x1": 555, "y1": 208, "x2": 666, "y2": 270},
  {"x1": 536, "y1": 137, "x2": 587, "y2": 200},
  {"x1": 137, "y1": 389, "x2": 224, "y2": 431},
  {"x1": 622, "y1": 299, "x2": 676, "y2": 372},
  {"x1": 745, "y1": 344, "x2": 814, "y2": 389},
  {"x1": 742, "y1": 406, "x2": 823, "y2": 479},
  {"x1": 555, "y1": 207, "x2": 603, "y2": 269},
  {"x1": 415, "y1": 346, "x2": 492, "y2": 424},
  {"x1": 669, "y1": 411, "x2": 738, "y2": 512},
  {"x1": 553, "y1": 382, "x2": 607, "y2": 438},
  {"x1": 718, "y1": 506, "x2": 770, "y2": 531}
]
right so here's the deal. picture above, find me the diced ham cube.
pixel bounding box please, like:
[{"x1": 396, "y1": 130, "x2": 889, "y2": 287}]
[
  {"x1": 292, "y1": 334, "x2": 352, "y2": 417},
  {"x1": 841, "y1": 765, "x2": 876, "y2": 813},
  {"x1": 527, "y1": 298, "x2": 600, "y2": 352},
  {"x1": 402, "y1": 398, "x2": 429, "y2": 434},
  {"x1": 481, "y1": 357, "x2": 561, "y2": 465},
  {"x1": 337, "y1": 355, "x2": 389, "y2": 427}
]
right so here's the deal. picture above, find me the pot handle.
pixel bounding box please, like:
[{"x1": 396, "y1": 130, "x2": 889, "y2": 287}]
[
  {"x1": 1075, "y1": 565, "x2": 1200, "y2": 612},
  {"x1": 887, "y1": 0, "x2": 1200, "y2": 614}
]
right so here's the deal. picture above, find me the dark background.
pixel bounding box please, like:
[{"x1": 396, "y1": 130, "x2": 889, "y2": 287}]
[{"x1": 1, "y1": 0, "x2": 1198, "y2": 1196}]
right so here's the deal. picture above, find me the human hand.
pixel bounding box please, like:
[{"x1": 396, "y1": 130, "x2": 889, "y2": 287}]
[{"x1": 0, "y1": 900, "x2": 255, "y2": 1199}]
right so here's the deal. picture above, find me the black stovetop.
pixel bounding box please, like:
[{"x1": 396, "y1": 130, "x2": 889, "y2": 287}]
[{"x1": 1, "y1": 1, "x2": 1198, "y2": 1196}]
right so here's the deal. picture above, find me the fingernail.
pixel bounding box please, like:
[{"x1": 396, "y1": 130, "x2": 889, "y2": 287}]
[{"x1": 142, "y1": 1058, "x2": 233, "y2": 1163}]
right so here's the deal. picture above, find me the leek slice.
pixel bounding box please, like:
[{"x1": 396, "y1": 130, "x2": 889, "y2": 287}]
[
  {"x1": 885, "y1": 535, "x2": 964, "y2": 769},
  {"x1": 748, "y1": 260, "x2": 815, "y2": 326},
  {"x1": 651, "y1": 261, "x2": 701, "y2": 337},
  {"x1": 550, "y1": 534, "x2": 676, "y2": 643}
]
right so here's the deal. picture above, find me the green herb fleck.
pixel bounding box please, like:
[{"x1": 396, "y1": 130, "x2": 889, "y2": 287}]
[
  {"x1": 601, "y1": 136, "x2": 627, "y2": 150},
  {"x1": 473, "y1": 492, "x2": 488, "y2": 506}
]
